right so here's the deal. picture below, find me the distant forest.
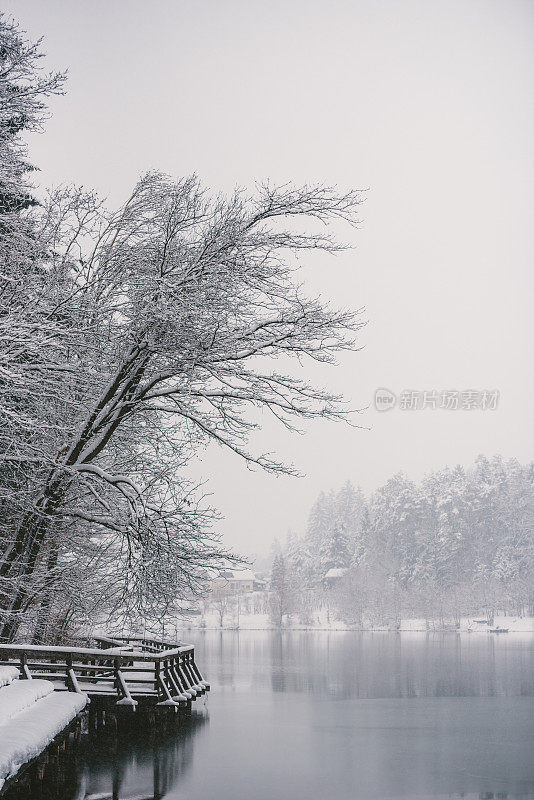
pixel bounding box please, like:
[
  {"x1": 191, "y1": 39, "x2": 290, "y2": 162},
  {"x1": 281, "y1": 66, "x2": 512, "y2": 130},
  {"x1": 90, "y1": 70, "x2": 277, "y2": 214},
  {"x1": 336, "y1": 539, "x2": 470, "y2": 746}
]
[{"x1": 270, "y1": 455, "x2": 534, "y2": 626}]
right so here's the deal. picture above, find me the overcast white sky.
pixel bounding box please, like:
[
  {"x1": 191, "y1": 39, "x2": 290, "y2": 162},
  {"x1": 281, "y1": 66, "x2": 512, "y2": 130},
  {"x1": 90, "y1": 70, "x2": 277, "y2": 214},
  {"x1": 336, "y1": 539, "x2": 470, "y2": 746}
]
[{"x1": 7, "y1": 0, "x2": 534, "y2": 558}]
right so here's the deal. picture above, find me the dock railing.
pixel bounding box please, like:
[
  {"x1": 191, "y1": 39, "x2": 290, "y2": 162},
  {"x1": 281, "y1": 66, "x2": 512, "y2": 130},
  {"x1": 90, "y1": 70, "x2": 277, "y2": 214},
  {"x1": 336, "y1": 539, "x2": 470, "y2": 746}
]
[
  {"x1": 0, "y1": 637, "x2": 209, "y2": 708},
  {"x1": 92, "y1": 634, "x2": 182, "y2": 653}
]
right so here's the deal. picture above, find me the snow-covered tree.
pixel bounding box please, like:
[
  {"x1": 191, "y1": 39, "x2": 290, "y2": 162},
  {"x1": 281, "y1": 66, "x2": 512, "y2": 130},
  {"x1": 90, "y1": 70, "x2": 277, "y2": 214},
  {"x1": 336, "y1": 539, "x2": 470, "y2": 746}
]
[
  {"x1": 269, "y1": 553, "x2": 293, "y2": 626},
  {"x1": 0, "y1": 14, "x2": 64, "y2": 214},
  {"x1": 305, "y1": 491, "x2": 331, "y2": 550},
  {"x1": 0, "y1": 16, "x2": 365, "y2": 640},
  {"x1": 336, "y1": 480, "x2": 365, "y2": 542},
  {"x1": 318, "y1": 521, "x2": 352, "y2": 575}
]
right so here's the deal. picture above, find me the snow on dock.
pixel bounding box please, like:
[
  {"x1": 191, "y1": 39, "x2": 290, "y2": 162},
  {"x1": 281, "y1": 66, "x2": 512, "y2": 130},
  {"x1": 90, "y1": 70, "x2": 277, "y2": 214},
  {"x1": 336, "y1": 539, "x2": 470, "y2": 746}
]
[
  {"x1": 0, "y1": 669, "x2": 86, "y2": 791},
  {"x1": 0, "y1": 679, "x2": 55, "y2": 726},
  {"x1": 0, "y1": 668, "x2": 18, "y2": 689}
]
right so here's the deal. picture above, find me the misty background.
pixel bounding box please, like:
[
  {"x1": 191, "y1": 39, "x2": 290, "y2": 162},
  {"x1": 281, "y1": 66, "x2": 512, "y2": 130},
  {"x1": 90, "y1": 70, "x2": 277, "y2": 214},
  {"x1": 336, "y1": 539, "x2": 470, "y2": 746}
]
[{"x1": 6, "y1": 0, "x2": 534, "y2": 558}]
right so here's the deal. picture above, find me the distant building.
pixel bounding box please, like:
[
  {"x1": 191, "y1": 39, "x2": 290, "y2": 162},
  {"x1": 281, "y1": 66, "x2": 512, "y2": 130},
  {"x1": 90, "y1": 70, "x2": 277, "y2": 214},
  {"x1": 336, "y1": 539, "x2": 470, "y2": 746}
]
[
  {"x1": 323, "y1": 567, "x2": 348, "y2": 586},
  {"x1": 211, "y1": 569, "x2": 256, "y2": 594}
]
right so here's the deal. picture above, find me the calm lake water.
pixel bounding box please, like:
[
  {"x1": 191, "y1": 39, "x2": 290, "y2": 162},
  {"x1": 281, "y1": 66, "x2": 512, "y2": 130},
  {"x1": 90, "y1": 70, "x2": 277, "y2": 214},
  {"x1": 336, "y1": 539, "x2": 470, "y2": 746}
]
[{"x1": 31, "y1": 631, "x2": 534, "y2": 799}]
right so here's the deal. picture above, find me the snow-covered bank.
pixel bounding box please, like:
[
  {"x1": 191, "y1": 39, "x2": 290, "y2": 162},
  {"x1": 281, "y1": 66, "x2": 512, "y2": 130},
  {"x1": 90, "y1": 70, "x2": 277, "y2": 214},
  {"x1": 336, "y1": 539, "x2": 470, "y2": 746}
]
[
  {"x1": 0, "y1": 670, "x2": 86, "y2": 791},
  {"x1": 182, "y1": 612, "x2": 534, "y2": 633}
]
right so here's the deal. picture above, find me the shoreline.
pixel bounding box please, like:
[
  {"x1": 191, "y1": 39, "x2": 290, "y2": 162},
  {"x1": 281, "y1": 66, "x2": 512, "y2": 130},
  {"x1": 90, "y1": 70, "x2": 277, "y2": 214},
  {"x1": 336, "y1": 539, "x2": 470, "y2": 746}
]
[
  {"x1": 185, "y1": 627, "x2": 534, "y2": 633},
  {"x1": 183, "y1": 615, "x2": 534, "y2": 634}
]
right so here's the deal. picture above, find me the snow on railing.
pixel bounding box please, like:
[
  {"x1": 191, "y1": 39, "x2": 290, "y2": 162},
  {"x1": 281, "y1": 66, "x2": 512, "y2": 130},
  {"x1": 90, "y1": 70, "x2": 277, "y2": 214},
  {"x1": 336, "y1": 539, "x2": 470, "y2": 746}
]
[{"x1": 0, "y1": 639, "x2": 209, "y2": 708}]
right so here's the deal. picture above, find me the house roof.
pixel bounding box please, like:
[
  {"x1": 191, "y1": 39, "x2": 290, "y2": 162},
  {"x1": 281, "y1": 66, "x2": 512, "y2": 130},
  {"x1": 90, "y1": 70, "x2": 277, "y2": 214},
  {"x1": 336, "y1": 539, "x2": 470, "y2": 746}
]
[
  {"x1": 220, "y1": 569, "x2": 256, "y2": 582},
  {"x1": 324, "y1": 567, "x2": 348, "y2": 579}
]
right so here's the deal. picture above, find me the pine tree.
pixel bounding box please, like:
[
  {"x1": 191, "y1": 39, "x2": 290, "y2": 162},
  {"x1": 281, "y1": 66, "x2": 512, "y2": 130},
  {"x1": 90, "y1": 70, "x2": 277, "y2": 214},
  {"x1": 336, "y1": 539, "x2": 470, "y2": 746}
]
[
  {"x1": 305, "y1": 491, "x2": 329, "y2": 549},
  {"x1": 269, "y1": 553, "x2": 292, "y2": 626},
  {"x1": 335, "y1": 480, "x2": 365, "y2": 553},
  {"x1": 352, "y1": 505, "x2": 371, "y2": 566},
  {"x1": 0, "y1": 15, "x2": 64, "y2": 215},
  {"x1": 318, "y1": 522, "x2": 352, "y2": 576}
]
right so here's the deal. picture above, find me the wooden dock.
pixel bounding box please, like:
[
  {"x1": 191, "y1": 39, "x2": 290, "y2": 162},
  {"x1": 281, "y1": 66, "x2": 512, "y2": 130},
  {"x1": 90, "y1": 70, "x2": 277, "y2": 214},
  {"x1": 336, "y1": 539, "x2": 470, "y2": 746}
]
[
  {"x1": 0, "y1": 634, "x2": 210, "y2": 711},
  {"x1": 0, "y1": 634, "x2": 210, "y2": 796}
]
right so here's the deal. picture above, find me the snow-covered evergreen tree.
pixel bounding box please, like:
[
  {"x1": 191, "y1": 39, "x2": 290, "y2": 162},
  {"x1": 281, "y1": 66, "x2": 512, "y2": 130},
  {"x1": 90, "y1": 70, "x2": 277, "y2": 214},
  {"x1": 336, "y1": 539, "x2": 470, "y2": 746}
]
[
  {"x1": 318, "y1": 521, "x2": 352, "y2": 576},
  {"x1": 336, "y1": 481, "x2": 365, "y2": 543},
  {"x1": 269, "y1": 553, "x2": 293, "y2": 626}
]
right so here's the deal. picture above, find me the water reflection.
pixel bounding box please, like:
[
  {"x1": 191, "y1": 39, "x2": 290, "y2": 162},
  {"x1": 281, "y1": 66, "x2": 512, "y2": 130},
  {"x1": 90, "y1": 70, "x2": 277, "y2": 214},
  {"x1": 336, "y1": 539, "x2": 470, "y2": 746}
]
[
  {"x1": 10, "y1": 632, "x2": 534, "y2": 800},
  {"x1": 2, "y1": 709, "x2": 208, "y2": 800},
  {"x1": 78, "y1": 710, "x2": 208, "y2": 800},
  {"x1": 212, "y1": 630, "x2": 534, "y2": 699},
  {"x1": 189, "y1": 631, "x2": 534, "y2": 800}
]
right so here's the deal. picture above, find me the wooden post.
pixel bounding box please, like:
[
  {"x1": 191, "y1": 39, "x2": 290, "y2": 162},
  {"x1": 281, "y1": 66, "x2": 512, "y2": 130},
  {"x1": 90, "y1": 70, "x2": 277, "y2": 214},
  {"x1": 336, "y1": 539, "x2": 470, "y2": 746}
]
[
  {"x1": 190, "y1": 654, "x2": 209, "y2": 689},
  {"x1": 20, "y1": 652, "x2": 32, "y2": 680},
  {"x1": 176, "y1": 659, "x2": 196, "y2": 696},
  {"x1": 66, "y1": 652, "x2": 85, "y2": 697},
  {"x1": 156, "y1": 659, "x2": 179, "y2": 709},
  {"x1": 114, "y1": 658, "x2": 137, "y2": 708},
  {"x1": 169, "y1": 658, "x2": 191, "y2": 699},
  {"x1": 164, "y1": 658, "x2": 187, "y2": 702},
  {"x1": 171, "y1": 658, "x2": 194, "y2": 699},
  {"x1": 154, "y1": 660, "x2": 161, "y2": 699},
  {"x1": 182, "y1": 656, "x2": 202, "y2": 692}
]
